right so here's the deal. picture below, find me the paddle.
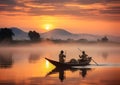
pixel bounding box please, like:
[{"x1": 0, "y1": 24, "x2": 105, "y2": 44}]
[
  {"x1": 92, "y1": 58, "x2": 99, "y2": 66},
  {"x1": 78, "y1": 48, "x2": 82, "y2": 52}
]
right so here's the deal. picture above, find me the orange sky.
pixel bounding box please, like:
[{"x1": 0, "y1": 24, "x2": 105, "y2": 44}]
[{"x1": 0, "y1": 0, "x2": 120, "y2": 36}]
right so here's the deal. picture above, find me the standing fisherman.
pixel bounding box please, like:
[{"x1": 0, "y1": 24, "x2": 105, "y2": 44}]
[{"x1": 59, "y1": 50, "x2": 66, "y2": 63}]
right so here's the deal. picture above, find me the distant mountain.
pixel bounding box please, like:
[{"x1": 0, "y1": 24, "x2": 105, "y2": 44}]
[
  {"x1": 41, "y1": 29, "x2": 120, "y2": 42},
  {"x1": 2, "y1": 27, "x2": 119, "y2": 42},
  {"x1": 41, "y1": 29, "x2": 100, "y2": 41},
  {"x1": 10, "y1": 27, "x2": 28, "y2": 40},
  {"x1": 41, "y1": 28, "x2": 74, "y2": 39},
  {"x1": 43, "y1": 28, "x2": 72, "y2": 35}
]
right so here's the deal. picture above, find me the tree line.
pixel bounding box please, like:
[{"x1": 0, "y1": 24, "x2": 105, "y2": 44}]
[
  {"x1": 0, "y1": 28, "x2": 109, "y2": 42},
  {"x1": 0, "y1": 28, "x2": 41, "y2": 42}
]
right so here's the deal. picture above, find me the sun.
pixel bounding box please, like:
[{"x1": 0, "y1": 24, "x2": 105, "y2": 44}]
[
  {"x1": 46, "y1": 24, "x2": 50, "y2": 30},
  {"x1": 44, "y1": 24, "x2": 53, "y2": 31}
]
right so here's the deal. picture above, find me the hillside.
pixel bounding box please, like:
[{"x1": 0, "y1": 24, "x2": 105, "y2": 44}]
[
  {"x1": 3, "y1": 27, "x2": 119, "y2": 42},
  {"x1": 10, "y1": 27, "x2": 28, "y2": 40}
]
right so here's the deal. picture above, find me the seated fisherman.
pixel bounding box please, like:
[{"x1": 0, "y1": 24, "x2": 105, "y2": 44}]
[{"x1": 79, "y1": 51, "x2": 88, "y2": 61}]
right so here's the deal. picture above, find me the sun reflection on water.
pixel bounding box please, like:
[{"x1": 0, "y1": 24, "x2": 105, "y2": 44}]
[
  {"x1": 45, "y1": 59, "x2": 55, "y2": 70},
  {"x1": 46, "y1": 60, "x2": 49, "y2": 68}
]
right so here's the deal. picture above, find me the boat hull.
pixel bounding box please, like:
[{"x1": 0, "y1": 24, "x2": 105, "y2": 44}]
[{"x1": 45, "y1": 58, "x2": 91, "y2": 68}]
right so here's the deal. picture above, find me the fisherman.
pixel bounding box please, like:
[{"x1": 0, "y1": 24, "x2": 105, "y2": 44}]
[
  {"x1": 79, "y1": 51, "x2": 88, "y2": 61},
  {"x1": 59, "y1": 50, "x2": 66, "y2": 63}
]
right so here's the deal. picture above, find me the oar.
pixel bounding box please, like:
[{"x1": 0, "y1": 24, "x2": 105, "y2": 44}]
[
  {"x1": 78, "y1": 48, "x2": 82, "y2": 52},
  {"x1": 92, "y1": 58, "x2": 99, "y2": 66},
  {"x1": 64, "y1": 50, "x2": 67, "y2": 60},
  {"x1": 65, "y1": 50, "x2": 67, "y2": 55}
]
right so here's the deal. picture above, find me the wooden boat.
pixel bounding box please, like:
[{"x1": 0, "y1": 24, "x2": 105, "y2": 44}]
[{"x1": 45, "y1": 57, "x2": 92, "y2": 68}]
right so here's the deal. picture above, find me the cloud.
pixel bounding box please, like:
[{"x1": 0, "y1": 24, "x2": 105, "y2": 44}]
[
  {"x1": 100, "y1": 6, "x2": 120, "y2": 14},
  {"x1": 0, "y1": 0, "x2": 29, "y2": 15},
  {"x1": 28, "y1": 0, "x2": 120, "y2": 5},
  {"x1": 0, "y1": 0, "x2": 119, "y2": 20},
  {"x1": 0, "y1": 0, "x2": 17, "y2": 5}
]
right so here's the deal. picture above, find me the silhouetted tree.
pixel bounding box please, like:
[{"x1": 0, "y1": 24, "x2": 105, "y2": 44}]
[
  {"x1": 0, "y1": 28, "x2": 14, "y2": 42},
  {"x1": 101, "y1": 36, "x2": 109, "y2": 42},
  {"x1": 97, "y1": 39, "x2": 100, "y2": 42},
  {"x1": 77, "y1": 39, "x2": 88, "y2": 42},
  {"x1": 28, "y1": 31, "x2": 40, "y2": 41},
  {"x1": 67, "y1": 38, "x2": 74, "y2": 41}
]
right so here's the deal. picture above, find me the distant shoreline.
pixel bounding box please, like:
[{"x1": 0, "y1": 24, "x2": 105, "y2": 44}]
[{"x1": 0, "y1": 40, "x2": 120, "y2": 47}]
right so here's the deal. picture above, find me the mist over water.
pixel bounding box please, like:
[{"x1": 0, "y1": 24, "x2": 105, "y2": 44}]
[{"x1": 0, "y1": 42, "x2": 120, "y2": 85}]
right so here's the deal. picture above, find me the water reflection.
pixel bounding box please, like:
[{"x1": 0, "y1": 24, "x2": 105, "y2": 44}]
[
  {"x1": 101, "y1": 52, "x2": 109, "y2": 60},
  {"x1": 29, "y1": 53, "x2": 41, "y2": 63},
  {"x1": 0, "y1": 80, "x2": 15, "y2": 85},
  {"x1": 0, "y1": 53, "x2": 13, "y2": 68},
  {"x1": 46, "y1": 67, "x2": 92, "y2": 82},
  {"x1": 79, "y1": 68, "x2": 91, "y2": 78}
]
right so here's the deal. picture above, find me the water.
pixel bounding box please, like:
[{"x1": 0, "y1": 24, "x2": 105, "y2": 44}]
[{"x1": 0, "y1": 43, "x2": 120, "y2": 85}]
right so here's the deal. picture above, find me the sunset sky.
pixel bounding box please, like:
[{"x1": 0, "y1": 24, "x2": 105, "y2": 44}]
[{"x1": 0, "y1": 0, "x2": 120, "y2": 36}]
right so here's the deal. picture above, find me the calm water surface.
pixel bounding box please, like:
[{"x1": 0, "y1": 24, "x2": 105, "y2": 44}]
[{"x1": 0, "y1": 43, "x2": 120, "y2": 85}]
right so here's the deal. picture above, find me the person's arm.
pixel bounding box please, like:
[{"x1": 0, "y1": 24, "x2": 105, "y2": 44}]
[
  {"x1": 79, "y1": 55, "x2": 81, "y2": 58},
  {"x1": 64, "y1": 55, "x2": 66, "y2": 58}
]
